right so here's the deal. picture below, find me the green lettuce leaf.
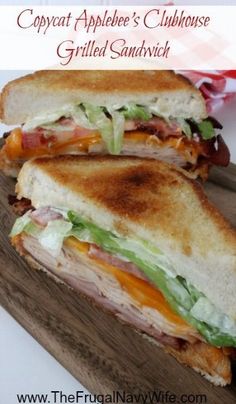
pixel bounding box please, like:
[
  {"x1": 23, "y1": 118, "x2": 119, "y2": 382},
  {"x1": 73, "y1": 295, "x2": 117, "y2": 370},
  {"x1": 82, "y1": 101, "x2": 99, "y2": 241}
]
[
  {"x1": 121, "y1": 104, "x2": 152, "y2": 121},
  {"x1": 71, "y1": 105, "x2": 97, "y2": 130},
  {"x1": 197, "y1": 119, "x2": 215, "y2": 140},
  {"x1": 109, "y1": 110, "x2": 125, "y2": 154},
  {"x1": 84, "y1": 103, "x2": 118, "y2": 154}
]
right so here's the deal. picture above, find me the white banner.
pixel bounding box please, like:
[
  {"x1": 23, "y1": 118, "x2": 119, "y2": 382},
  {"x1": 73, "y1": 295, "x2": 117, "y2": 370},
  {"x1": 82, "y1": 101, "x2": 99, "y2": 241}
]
[{"x1": 0, "y1": 5, "x2": 235, "y2": 69}]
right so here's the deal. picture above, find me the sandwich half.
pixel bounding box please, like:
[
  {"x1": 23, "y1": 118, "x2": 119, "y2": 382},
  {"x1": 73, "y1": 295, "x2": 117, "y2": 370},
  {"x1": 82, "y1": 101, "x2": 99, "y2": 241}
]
[
  {"x1": 0, "y1": 70, "x2": 230, "y2": 178},
  {"x1": 10, "y1": 155, "x2": 236, "y2": 386}
]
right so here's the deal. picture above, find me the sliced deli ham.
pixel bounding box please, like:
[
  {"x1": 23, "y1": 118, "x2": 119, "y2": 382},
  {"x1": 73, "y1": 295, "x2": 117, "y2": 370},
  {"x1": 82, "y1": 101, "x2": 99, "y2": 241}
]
[{"x1": 30, "y1": 207, "x2": 64, "y2": 227}]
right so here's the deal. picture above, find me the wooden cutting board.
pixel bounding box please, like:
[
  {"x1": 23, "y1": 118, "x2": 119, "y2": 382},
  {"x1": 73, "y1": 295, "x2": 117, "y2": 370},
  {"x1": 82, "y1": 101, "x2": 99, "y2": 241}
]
[{"x1": 0, "y1": 165, "x2": 236, "y2": 404}]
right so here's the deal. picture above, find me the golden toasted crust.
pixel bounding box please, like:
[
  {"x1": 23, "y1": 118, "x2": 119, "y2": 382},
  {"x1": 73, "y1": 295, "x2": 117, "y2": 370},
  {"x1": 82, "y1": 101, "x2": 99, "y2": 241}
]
[
  {"x1": 1, "y1": 70, "x2": 194, "y2": 102},
  {"x1": 165, "y1": 342, "x2": 231, "y2": 386}
]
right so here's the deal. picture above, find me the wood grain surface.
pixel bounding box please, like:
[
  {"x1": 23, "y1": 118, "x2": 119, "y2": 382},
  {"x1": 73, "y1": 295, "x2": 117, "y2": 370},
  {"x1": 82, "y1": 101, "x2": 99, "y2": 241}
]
[{"x1": 0, "y1": 168, "x2": 236, "y2": 404}]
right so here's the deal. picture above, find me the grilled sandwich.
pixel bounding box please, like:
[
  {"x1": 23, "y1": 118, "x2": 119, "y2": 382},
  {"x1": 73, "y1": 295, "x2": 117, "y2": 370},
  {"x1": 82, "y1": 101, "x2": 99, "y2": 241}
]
[
  {"x1": 10, "y1": 155, "x2": 236, "y2": 386},
  {"x1": 0, "y1": 70, "x2": 229, "y2": 177}
]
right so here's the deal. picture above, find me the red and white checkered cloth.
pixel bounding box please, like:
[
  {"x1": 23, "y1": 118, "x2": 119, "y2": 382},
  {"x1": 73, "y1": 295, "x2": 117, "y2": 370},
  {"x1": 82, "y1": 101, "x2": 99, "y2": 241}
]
[{"x1": 179, "y1": 70, "x2": 236, "y2": 113}]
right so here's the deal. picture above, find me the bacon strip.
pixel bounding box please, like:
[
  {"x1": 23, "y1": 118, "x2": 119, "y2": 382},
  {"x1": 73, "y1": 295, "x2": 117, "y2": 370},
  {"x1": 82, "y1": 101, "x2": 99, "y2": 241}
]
[
  {"x1": 22, "y1": 130, "x2": 56, "y2": 149},
  {"x1": 8, "y1": 195, "x2": 33, "y2": 216},
  {"x1": 137, "y1": 117, "x2": 181, "y2": 139},
  {"x1": 22, "y1": 122, "x2": 95, "y2": 151}
]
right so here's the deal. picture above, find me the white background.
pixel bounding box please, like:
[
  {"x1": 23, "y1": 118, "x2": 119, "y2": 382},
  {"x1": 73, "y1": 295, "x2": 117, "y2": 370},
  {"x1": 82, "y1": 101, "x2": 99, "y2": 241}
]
[{"x1": 0, "y1": 0, "x2": 236, "y2": 403}]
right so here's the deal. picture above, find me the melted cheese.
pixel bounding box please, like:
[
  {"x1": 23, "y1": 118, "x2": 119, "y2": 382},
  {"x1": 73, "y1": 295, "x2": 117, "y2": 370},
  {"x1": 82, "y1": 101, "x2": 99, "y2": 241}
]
[
  {"x1": 4, "y1": 128, "x2": 201, "y2": 163},
  {"x1": 65, "y1": 237, "x2": 192, "y2": 331},
  {"x1": 5, "y1": 128, "x2": 24, "y2": 159},
  {"x1": 65, "y1": 236, "x2": 90, "y2": 254},
  {"x1": 4, "y1": 128, "x2": 101, "y2": 159}
]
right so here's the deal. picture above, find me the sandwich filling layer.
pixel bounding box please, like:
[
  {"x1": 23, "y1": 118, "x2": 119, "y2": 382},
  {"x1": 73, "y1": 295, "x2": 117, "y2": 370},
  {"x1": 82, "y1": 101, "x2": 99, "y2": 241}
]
[
  {"x1": 1, "y1": 103, "x2": 230, "y2": 177},
  {"x1": 12, "y1": 231, "x2": 232, "y2": 386},
  {"x1": 11, "y1": 206, "x2": 236, "y2": 348}
]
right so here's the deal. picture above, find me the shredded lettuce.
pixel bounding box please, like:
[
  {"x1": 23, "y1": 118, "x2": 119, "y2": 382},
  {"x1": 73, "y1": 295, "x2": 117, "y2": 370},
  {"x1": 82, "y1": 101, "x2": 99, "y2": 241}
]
[
  {"x1": 109, "y1": 110, "x2": 125, "y2": 154},
  {"x1": 10, "y1": 212, "x2": 32, "y2": 236},
  {"x1": 84, "y1": 104, "x2": 126, "y2": 154},
  {"x1": 191, "y1": 297, "x2": 236, "y2": 337},
  {"x1": 40, "y1": 122, "x2": 74, "y2": 133},
  {"x1": 176, "y1": 118, "x2": 192, "y2": 139},
  {"x1": 23, "y1": 104, "x2": 75, "y2": 132},
  {"x1": 72, "y1": 105, "x2": 97, "y2": 130},
  {"x1": 22, "y1": 100, "x2": 216, "y2": 155},
  {"x1": 120, "y1": 104, "x2": 151, "y2": 121},
  {"x1": 38, "y1": 220, "x2": 72, "y2": 257},
  {"x1": 10, "y1": 214, "x2": 72, "y2": 257},
  {"x1": 84, "y1": 104, "x2": 116, "y2": 154},
  {"x1": 196, "y1": 119, "x2": 215, "y2": 140}
]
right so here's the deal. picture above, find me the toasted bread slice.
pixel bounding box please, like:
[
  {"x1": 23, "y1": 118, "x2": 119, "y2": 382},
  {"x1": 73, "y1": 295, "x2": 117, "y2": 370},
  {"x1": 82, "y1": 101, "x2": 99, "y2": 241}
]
[
  {"x1": 16, "y1": 155, "x2": 236, "y2": 319},
  {"x1": 0, "y1": 70, "x2": 206, "y2": 125}
]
